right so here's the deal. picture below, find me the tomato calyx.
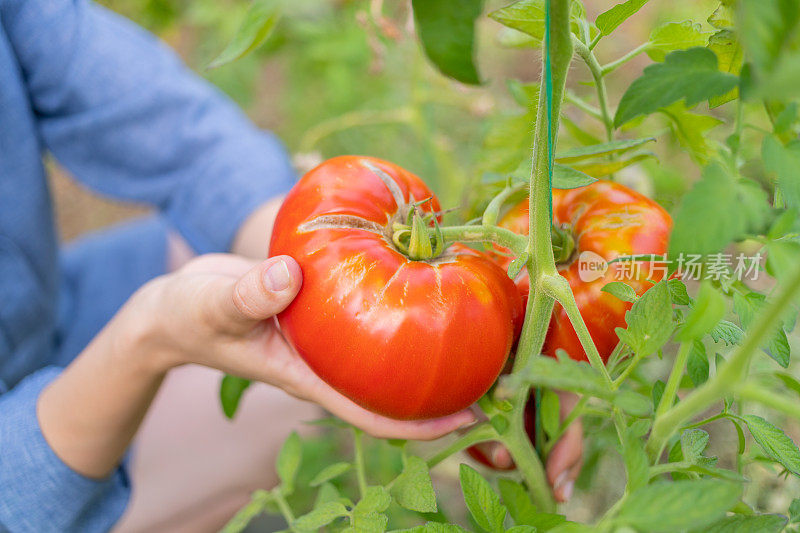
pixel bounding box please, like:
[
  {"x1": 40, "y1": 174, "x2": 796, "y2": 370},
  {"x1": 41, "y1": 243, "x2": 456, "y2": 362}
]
[
  {"x1": 391, "y1": 205, "x2": 445, "y2": 261},
  {"x1": 551, "y1": 223, "x2": 576, "y2": 265}
]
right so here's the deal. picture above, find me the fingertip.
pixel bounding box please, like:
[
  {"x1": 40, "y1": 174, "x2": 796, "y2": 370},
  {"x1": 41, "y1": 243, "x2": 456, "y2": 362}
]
[{"x1": 263, "y1": 256, "x2": 302, "y2": 294}]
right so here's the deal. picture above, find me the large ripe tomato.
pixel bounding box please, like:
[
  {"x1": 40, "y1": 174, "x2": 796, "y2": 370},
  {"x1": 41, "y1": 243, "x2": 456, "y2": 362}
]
[
  {"x1": 497, "y1": 181, "x2": 672, "y2": 362},
  {"x1": 270, "y1": 156, "x2": 523, "y2": 420}
]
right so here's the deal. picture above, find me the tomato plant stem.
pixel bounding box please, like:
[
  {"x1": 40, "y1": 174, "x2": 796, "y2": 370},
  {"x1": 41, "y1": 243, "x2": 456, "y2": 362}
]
[
  {"x1": 272, "y1": 490, "x2": 296, "y2": 528},
  {"x1": 541, "y1": 274, "x2": 614, "y2": 386},
  {"x1": 601, "y1": 42, "x2": 651, "y2": 76},
  {"x1": 737, "y1": 382, "x2": 800, "y2": 420},
  {"x1": 572, "y1": 38, "x2": 614, "y2": 142},
  {"x1": 655, "y1": 341, "x2": 691, "y2": 418},
  {"x1": 425, "y1": 423, "x2": 499, "y2": 468},
  {"x1": 352, "y1": 429, "x2": 368, "y2": 498},
  {"x1": 502, "y1": 417, "x2": 556, "y2": 512},
  {"x1": 438, "y1": 225, "x2": 527, "y2": 255},
  {"x1": 647, "y1": 263, "x2": 800, "y2": 460}
]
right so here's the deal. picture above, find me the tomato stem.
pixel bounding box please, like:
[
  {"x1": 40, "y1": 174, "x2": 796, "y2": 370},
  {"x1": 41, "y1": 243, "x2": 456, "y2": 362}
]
[
  {"x1": 425, "y1": 423, "x2": 499, "y2": 469},
  {"x1": 352, "y1": 428, "x2": 368, "y2": 498}
]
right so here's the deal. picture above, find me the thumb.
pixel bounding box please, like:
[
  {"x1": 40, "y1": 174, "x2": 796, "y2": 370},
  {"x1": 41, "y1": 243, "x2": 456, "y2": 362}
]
[{"x1": 216, "y1": 255, "x2": 302, "y2": 333}]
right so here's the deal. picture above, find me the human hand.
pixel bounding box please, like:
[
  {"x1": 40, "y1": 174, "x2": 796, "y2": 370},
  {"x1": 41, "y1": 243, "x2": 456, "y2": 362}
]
[{"x1": 130, "y1": 253, "x2": 476, "y2": 440}]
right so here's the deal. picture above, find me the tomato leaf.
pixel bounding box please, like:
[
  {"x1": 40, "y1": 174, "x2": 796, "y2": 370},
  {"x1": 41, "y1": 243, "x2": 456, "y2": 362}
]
[
  {"x1": 687, "y1": 340, "x2": 710, "y2": 386},
  {"x1": 668, "y1": 163, "x2": 768, "y2": 259},
  {"x1": 709, "y1": 320, "x2": 744, "y2": 346},
  {"x1": 489, "y1": 0, "x2": 585, "y2": 46},
  {"x1": 742, "y1": 415, "x2": 800, "y2": 476},
  {"x1": 221, "y1": 490, "x2": 271, "y2": 533},
  {"x1": 681, "y1": 429, "x2": 710, "y2": 464},
  {"x1": 595, "y1": 0, "x2": 650, "y2": 37},
  {"x1": 646, "y1": 21, "x2": 708, "y2": 62},
  {"x1": 667, "y1": 279, "x2": 692, "y2": 306},
  {"x1": 540, "y1": 389, "x2": 561, "y2": 439},
  {"x1": 615, "y1": 47, "x2": 738, "y2": 127},
  {"x1": 309, "y1": 462, "x2": 352, "y2": 487},
  {"x1": 660, "y1": 101, "x2": 723, "y2": 164},
  {"x1": 615, "y1": 480, "x2": 741, "y2": 532},
  {"x1": 762, "y1": 135, "x2": 800, "y2": 210},
  {"x1": 397, "y1": 524, "x2": 469, "y2": 533},
  {"x1": 497, "y1": 479, "x2": 538, "y2": 525},
  {"x1": 220, "y1": 374, "x2": 251, "y2": 419},
  {"x1": 622, "y1": 424, "x2": 649, "y2": 492},
  {"x1": 292, "y1": 502, "x2": 349, "y2": 532},
  {"x1": 707, "y1": 30, "x2": 743, "y2": 107},
  {"x1": 412, "y1": 0, "x2": 483, "y2": 85},
  {"x1": 615, "y1": 280, "x2": 675, "y2": 357},
  {"x1": 208, "y1": 0, "x2": 279, "y2": 69},
  {"x1": 790, "y1": 498, "x2": 800, "y2": 523},
  {"x1": 677, "y1": 282, "x2": 726, "y2": 341},
  {"x1": 391, "y1": 456, "x2": 438, "y2": 513},
  {"x1": 602, "y1": 281, "x2": 639, "y2": 303},
  {"x1": 697, "y1": 513, "x2": 788, "y2": 533},
  {"x1": 652, "y1": 380, "x2": 666, "y2": 411},
  {"x1": 552, "y1": 164, "x2": 597, "y2": 189},
  {"x1": 276, "y1": 431, "x2": 302, "y2": 494},
  {"x1": 459, "y1": 464, "x2": 507, "y2": 533},
  {"x1": 571, "y1": 152, "x2": 654, "y2": 178},
  {"x1": 708, "y1": 1, "x2": 735, "y2": 31},
  {"x1": 733, "y1": 291, "x2": 791, "y2": 368},
  {"x1": 555, "y1": 138, "x2": 655, "y2": 163}
]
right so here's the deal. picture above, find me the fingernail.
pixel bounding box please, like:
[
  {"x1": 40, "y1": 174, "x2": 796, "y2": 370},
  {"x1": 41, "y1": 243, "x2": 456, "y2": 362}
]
[
  {"x1": 560, "y1": 480, "x2": 574, "y2": 501},
  {"x1": 265, "y1": 260, "x2": 291, "y2": 291},
  {"x1": 553, "y1": 471, "x2": 568, "y2": 490},
  {"x1": 458, "y1": 414, "x2": 478, "y2": 429}
]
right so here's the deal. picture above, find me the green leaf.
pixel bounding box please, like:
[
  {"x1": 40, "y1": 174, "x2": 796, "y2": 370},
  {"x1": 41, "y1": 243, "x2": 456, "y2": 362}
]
[
  {"x1": 660, "y1": 101, "x2": 723, "y2": 164},
  {"x1": 763, "y1": 135, "x2": 800, "y2": 210},
  {"x1": 354, "y1": 486, "x2": 392, "y2": 515},
  {"x1": 652, "y1": 380, "x2": 666, "y2": 410},
  {"x1": 309, "y1": 462, "x2": 352, "y2": 487},
  {"x1": 739, "y1": 0, "x2": 800, "y2": 75},
  {"x1": 668, "y1": 278, "x2": 692, "y2": 306},
  {"x1": 602, "y1": 281, "x2": 639, "y2": 303},
  {"x1": 551, "y1": 164, "x2": 598, "y2": 189},
  {"x1": 459, "y1": 464, "x2": 507, "y2": 533},
  {"x1": 506, "y1": 527, "x2": 537, "y2": 533},
  {"x1": 709, "y1": 320, "x2": 744, "y2": 346},
  {"x1": 220, "y1": 375, "x2": 251, "y2": 419},
  {"x1": 775, "y1": 372, "x2": 800, "y2": 398},
  {"x1": 208, "y1": 0, "x2": 279, "y2": 69},
  {"x1": 398, "y1": 524, "x2": 469, "y2": 533},
  {"x1": 293, "y1": 502, "x2": 349, "y2": 532},
  {"x1": 540, "y1": 389, "x2": 561, "y2": 439},
  {"x1": 622, "y1": 424, "x2": 649, "y2": 492},
  {"x1": 647, "y1": 21, "x2": 708, "y2": 62},
  {"x1": 391, "y1": 456, "x2": 438, "y2": 513},
  {"x1": 221, "y1": 490, "x2": 271, "y2": 533},
  {"x1": 677, "y1": 282, "x2": 726, "y2": 341},
  {"x1": 790, "y1": 498, "x2": 800, "y2": 523},
  {"x1": 411, "y1": 0, "x2": 483, "y2": 84},
  {"x1": 700, "y1": 514, "x2": 788, "y2": 533},
  {"x1": 498, "y1": 479, "x2": 539, "y2": 526},
  {"x1": 742, "y1": 415, "x2": 800, "y2": 476},
  {"x1": 687, "y1": 340, "x2": 710, "y2": 386},
  {"x1": 707, "y1": 30, "x2": 743, "y2": 107},
  {"x1": 615, "y1": 280, "x2": 675, "y2": 356},
  {"x1": 668, "y1": 163, "x2": 767, "y2": 259},
  {"x1": 734, "y1": 291, "x2": 791, "y2": 368},
  {"x1": 556, "y1": 138, "x2": 656, "y2": 163},
  {"x1": 681, "y1": 429, "x2": 710, "y2": 463},
  {"x1": 571, "y1": 152, "x2": 654, "y2": 178},
  {"x1": 615, "y1": 47, "x2": 738, "y2": 127},
  {"x1": 615, "y1": 480, "x2": 741, "y2": 532},
  {"x1": 708, "y1": 1, "x2": 735, "y2": 30},
  {"x1": 276, "y1": 432, "x2": 302, "y2": 494},
  {"x1": 595, "y1": 0, "x2": 650, "y2": 37},
  {"x1": 314, "y1": 482, "x2": 342, "y2": 507}
]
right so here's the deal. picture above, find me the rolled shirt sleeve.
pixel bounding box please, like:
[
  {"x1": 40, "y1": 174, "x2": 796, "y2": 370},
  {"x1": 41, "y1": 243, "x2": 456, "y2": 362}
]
[
  {"x1": 2, "y1": 0, "x2": 296, "y2": 253},
  {"x1": 0, "y1": 368, "x2": 130, "y2": 533}
]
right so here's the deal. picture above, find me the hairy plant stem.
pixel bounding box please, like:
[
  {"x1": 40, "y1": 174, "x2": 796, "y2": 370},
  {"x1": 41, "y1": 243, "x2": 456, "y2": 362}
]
[
  {"x1": 573, "y1": 38, "x2": 614, "y2": 141},
  {"x1": 426, "y1": 423, "x2": 499, "y2": 468},
  {"x1": 737, "y1": 382, "x2": 800, "y2": 420},
  {"x1": 272, "y1": 490, "x2": 296, "y2": 527},
  {"x1": 502, "y1": 0, "x2": 574, "y2": 513},
  {"x1": 353, "y1": 429, "x2": 368, "y2": 498},
  {"x1": 601, "y1": 42, "x2": 650, "y2": 75},
  {"x1": 655, "y1": 341, "x2": 691, "y2": 418},
  {"x1": 646, "y1": 263, "x2": 800, "y2": 460},
  {"x1": 438, "y1": 225, "x2": 527, "y2": 255}
]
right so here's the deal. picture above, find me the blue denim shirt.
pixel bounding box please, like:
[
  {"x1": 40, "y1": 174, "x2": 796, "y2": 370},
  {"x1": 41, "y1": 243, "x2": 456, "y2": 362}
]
[{"x1": 0, "y1": 0, "x2": 295, "y2": 530}]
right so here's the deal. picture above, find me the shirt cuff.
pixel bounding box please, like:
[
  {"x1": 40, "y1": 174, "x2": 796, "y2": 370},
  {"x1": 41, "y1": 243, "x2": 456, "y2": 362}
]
[
  {"x1": 0, "y1": 367, "x2": 130, "y2": 533},
  {"x1": 165, "y1": 130, "x2": 297, "y2": 254}
]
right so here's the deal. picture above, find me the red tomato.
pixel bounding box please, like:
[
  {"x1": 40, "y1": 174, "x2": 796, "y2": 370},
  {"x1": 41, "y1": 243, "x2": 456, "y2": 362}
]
[
  {"x1": 497, "y1": 181, "x2": 672, "y2": 362},
  {"x1": 270, "y1": 156, "x2": 523, "y2": 420}
]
